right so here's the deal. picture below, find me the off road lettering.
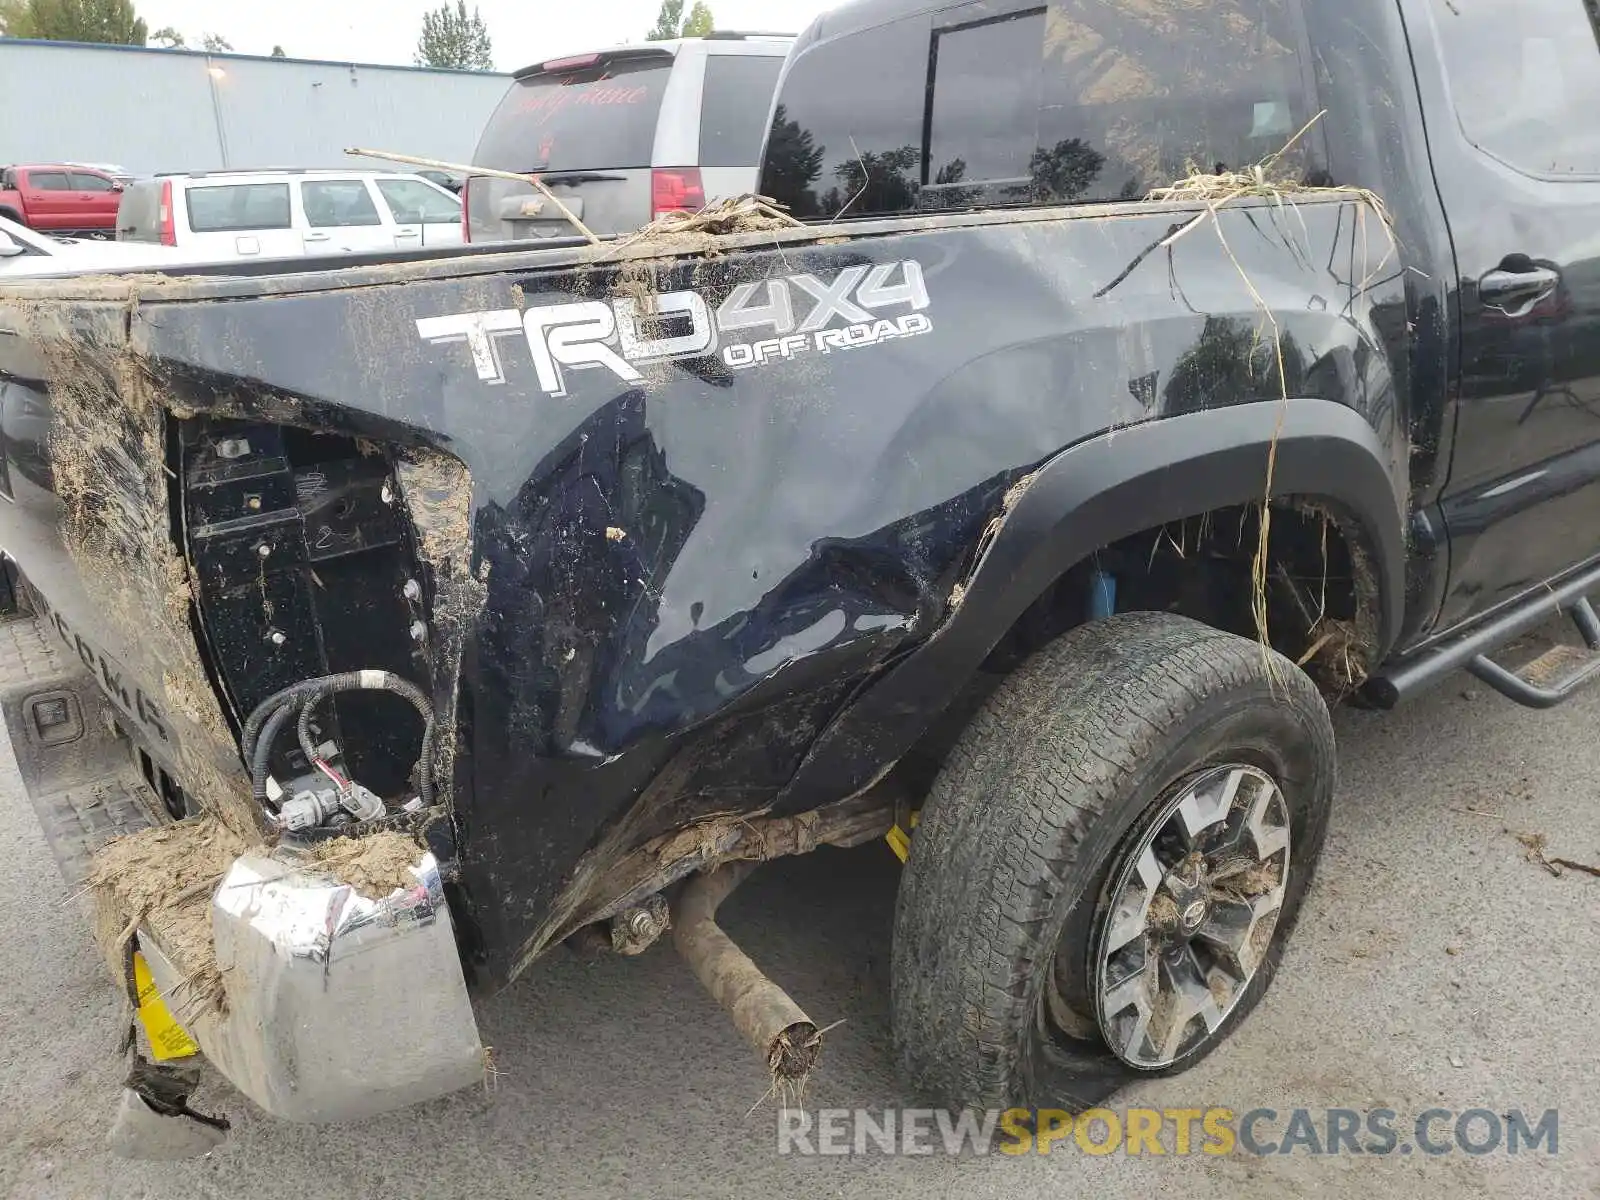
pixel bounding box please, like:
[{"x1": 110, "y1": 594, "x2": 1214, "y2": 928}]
[{"x1": 418, "y1": 260, "x2": 931, "y2": 392}]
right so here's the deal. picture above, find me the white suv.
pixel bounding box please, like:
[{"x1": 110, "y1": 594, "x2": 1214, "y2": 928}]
[
  {"x1": 116, "y1": 170, "x2": 463, "y2": 259},
  {"x1": 465, "y1": 32, "x2": 794, "y2": 242}
]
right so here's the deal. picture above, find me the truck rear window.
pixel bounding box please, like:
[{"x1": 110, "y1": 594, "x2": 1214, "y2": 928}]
[
  {"x1": 473, "y1": 57, "x2": 671, "y2": 173},
  {"x1": 763, "y1": 0, "x2": 1322, "y2": 219},
  {"x1": 699, "y1": 56, "x2": 785, "y2": 167},
  {"x1": 186, "y1": 183, "x2": 292, "y2": 233}
]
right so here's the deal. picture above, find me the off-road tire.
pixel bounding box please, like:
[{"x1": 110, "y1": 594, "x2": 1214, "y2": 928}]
[{"x1": 892, "y1": 611, "x2": 1335, "y2": 1110}]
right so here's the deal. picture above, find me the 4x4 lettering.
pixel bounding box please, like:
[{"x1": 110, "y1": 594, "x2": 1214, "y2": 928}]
[
  {"x1": 856, "y1": 261, "x2": 928, "y2": 312},
  {"x1": 418, "y1": 258, "x2": 933, "y2": 392},
  {"x1": 717, "y1": 279, "x2": 796, "y2": 336},
  {"x1": 791, "y1": 265, "x2": 873, "y2": 333}
]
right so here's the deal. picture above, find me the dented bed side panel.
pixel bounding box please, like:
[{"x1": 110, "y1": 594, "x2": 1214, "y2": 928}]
[{"x1": 0, "y1": 200, "x2": 1414, "y2": 984}]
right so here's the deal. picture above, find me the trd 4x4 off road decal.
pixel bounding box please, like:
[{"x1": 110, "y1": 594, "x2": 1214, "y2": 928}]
[{"x1": 416, "y1": 260, "x2": 931, "y2": 395}]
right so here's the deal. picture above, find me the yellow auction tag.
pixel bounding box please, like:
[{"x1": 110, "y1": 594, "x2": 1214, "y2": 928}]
[
  {"x1": 885, "y1": 810, "x2": 921, "y2": 863},
  {"x1": 133, "y1": 951, "x2": 199, "y2": 1061}
]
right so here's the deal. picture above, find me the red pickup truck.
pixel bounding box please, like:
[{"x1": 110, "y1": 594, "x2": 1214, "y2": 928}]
[{"x1": 0, "y1": 164, "x2": 123, "y2": 237}]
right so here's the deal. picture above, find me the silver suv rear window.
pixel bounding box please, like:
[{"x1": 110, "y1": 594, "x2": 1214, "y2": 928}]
[
  {"x1": 186, "y1": 183, "x2": 292, "y2": 233},
  {"x1": 698, "y1": 56, "x2": 785, "y2": 167},
  {"x1": 474, "y1": 57, "x2": 672, "y2": 172},
  {"x1": 117, "y1": 183, "x2": 159, "y2": 240}
]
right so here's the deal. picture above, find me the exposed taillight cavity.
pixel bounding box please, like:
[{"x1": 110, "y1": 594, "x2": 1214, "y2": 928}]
[
  {"x1": 158, "y1": 179, "x2": 175, "y2": 246},
  {"x1": 651, "y1": 168, "x2": 705, "y2": 219}
]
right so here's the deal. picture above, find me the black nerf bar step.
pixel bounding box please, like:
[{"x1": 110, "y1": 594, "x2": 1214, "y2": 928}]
[
  {"x1": 1466, "y1": 597, "x2": 1600, "y2": 709},
  {"x1": 1368, "y1": 561, "x2": 1600, "y2": 709}
]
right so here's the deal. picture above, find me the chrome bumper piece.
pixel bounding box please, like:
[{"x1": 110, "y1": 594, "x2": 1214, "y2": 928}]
[{"x1": 141, "y1": 848, "x2": 483, "y2": 1123}]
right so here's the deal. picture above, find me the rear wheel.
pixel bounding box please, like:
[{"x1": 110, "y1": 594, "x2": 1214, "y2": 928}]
[{"x1": 892, "y1": 612, "x2": 1335, "y2": 1109}]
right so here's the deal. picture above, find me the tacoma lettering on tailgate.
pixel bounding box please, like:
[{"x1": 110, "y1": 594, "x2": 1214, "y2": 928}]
[{"x1": 30, "y1": 592, "x2": 171, "y2": 744}]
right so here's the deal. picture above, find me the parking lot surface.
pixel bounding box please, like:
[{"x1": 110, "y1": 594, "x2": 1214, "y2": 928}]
[{"x1": 1, "y1": 665, "x2": 1595, "y2": 1199}]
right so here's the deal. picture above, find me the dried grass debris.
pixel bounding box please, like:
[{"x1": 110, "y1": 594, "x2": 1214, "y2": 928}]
[
  {"x1": 632, "y1": 194, "x2": 803, "y2": 239},
  {"x1": 1514, "y1": 831, "x2": 1600, "y2": 879},
  {"x1": 86, "y1": 817, "x2": 247, "y2": 1020},
  {"x1": 305, "y1": 830, "x2": 426, "y2": 899},
  {"x1": 1145, "y1": 113, "x2": 1398, "y2": 678},
  {"x1": 597, "y1": 194, "x2": 804, "y2": 269}
]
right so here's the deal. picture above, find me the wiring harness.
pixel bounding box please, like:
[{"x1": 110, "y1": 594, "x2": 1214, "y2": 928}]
[{"x1": 241, "y1": 670, "x2": 437, "y2": 818}]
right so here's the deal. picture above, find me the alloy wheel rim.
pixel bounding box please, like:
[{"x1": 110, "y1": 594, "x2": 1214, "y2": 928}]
[{"x1": 1088, "y1": 764, "x2": 1292, "y2": 1069}]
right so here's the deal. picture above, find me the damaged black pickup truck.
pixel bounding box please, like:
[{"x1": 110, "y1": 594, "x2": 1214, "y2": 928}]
[{"x1": 5, "y1": 0, "x2": 1600, "y2": 1147}]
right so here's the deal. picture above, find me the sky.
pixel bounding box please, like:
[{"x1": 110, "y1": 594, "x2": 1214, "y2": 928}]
[{"x1": 132, "y1": 0, "x2": 836, "y2": 70}]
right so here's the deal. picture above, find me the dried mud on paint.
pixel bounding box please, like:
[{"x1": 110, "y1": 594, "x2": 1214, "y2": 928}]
[
  {"x1": 86, "y1": 817, "x2": 246, "y2": 1021},
  {"x1": 397, "y1": 449, "x2": 472, "y2": 571},
  {"x1": 17, "y1": 299, "x2": 445, "y2": 1024},
  {"x1": 22, "y1": 302, "x2": 261, "y2": 839},
  {"x1": 397, "y1": 449, "x2": 480, "y2": 797},
  {"x1": 85, "y1": 820, "x2": 426, "y2": 1025},
  {"x1": 306, "y1": 830, "x2": 427, "y2": 898},
  {"x1": 596, "y1": 196, "x2": 807, "y2": 380},
  {"x1": 949, "y1": 470, "x2": 1041, "y2": 610}
]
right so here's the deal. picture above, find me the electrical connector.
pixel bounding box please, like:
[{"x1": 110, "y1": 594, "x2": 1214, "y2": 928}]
[{"x1": 278, "y1": 779, "x2": 386, "y2": 830}]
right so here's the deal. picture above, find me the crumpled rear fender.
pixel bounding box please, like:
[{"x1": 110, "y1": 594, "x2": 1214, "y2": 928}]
[{"x1": 775, "y1": 398, "x2": 1407, "y2": 813}]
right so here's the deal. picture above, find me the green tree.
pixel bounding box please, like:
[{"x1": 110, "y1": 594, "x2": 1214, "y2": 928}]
[
  {"x1": 825, "y1": 145, "x2": 920, "y2": 217},
  {"x1": 1163, "y1": 317, "x2": 1308, "y2": 417},
  {"x1": 1025, "y1": 137, "x2": 1105, "y2": 202},
  {"x1": 646, "y1": 0, "x2": 713, "y2": 39},
  {"x1": 149, "y1": 21, "x2": 182, "y2": 45},
  {"x1": 680, "y1": 0, "x2": 713, "y2": 36},
  {"x1": 924, "y1": 158, "x2": 984, "y2": 211},
  {"x1": 2, "y1": 0, "x2": 148, "y2": 43},
  {"x1": 761, "y1": 104, "x2": 824, "y2": 214},
  {"x1": 200, "y1": 31, "x2": 229, "y2": 51},
  {"x1": 270, "y1": 43, "x2": 285, "y2": 56},
  {"x1": 414, "y1": 0, "x2": 492, "y2": 70},
  {"x1": 645, "y1": 0, "x2": 683, "y2": 40}
]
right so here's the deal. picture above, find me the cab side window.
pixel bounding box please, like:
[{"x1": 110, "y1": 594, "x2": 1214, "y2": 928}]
[{"x1": 1429, "y1": 0, "x2": 1600, "y2": 178}]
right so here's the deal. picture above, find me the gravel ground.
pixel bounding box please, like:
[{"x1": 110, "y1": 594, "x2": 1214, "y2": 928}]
[{"x1": 1, "y1": 667, "x2": 1596, "y2": 1199}]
